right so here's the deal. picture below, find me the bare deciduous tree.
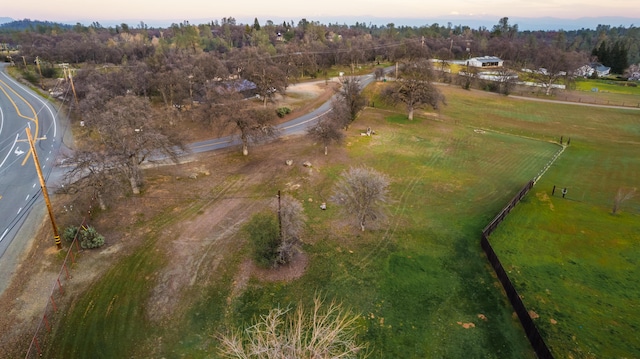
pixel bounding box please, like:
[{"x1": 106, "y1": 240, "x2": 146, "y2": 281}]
[
  {"x1": 383, "y1": 59, "x2": 445, "y2": 120},
  {"x1": 233, "y1": 107, "x2": 280, "y2": 156},
  {"x1": 612, "y1": 187, "x2": 636, "y2": 214},
  {"x1": 374, "y1": 67, "x2": 385, "y2": 81},
  {"x1": 494, "y1": 65, "x2": 519, "y2": 95},
  {"x1": 218, "y1": 296, "x2": 366, "y2": 358},
  {"x1": 277, "y1": 194, "x2": 307, "y2": 264},
  {"x1": 66, "y1": 94, "x2": 185, "y2": 198},
  {"x1": 307, "y1": 115, "x2": 345, "y2": 155},
  {"x1": 532, "y1": 46, "x2": 586, "y2": 95},
  {"x1": 202, "y1": 88, "x2": 280, "y2": 155},
  {"x1": 332, "y1": 166, "x2": 390, "y2": 231},
  {"x1": 60, "y1": 150, "x2": 125, "y2": 211},
  {"x1": 334, "y1": 76, "x2": 367, "y2": 127},
  {"x1": 231, "y1": 48, "x2": 288, "y2": 107}
]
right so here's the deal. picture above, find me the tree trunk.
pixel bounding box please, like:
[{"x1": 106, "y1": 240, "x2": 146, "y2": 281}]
[
  {"x1": 242, "y1": 143, "x2": 249, "y2": 156},
  {"x1": 324, "y1": 145, "x2": 328, "y2": 156},
  {"x1": 130, "y1": 176, "x2": 140, "y2": 194},
  {"x1": 408, "y1": 107, "x2": 414, "y2": 121},
  {"x1": 130, "y1": 156, "x2": 141, "y2": 194}
]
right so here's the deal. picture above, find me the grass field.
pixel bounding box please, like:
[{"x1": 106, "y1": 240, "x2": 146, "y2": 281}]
[
  {"x1": 574, "y1": 78, "x2": 640, "y2": 95},
  {"x1": 437, "y1": 87, "x2": 640, "y2": 357},
  {"x1": 44, "y1": 85, "x2": 639, "y2": 358}
]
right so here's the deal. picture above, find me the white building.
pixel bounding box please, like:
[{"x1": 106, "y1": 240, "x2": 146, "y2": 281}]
[{"x1": 466, "y1": 56, "x2": 503, "y2": 68}]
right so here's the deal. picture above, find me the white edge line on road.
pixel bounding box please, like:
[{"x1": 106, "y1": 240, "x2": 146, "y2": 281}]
[
  {"x1": 189, "y1": 139, "x2": 235, "y2": 150},
  {"x1": 281, "y1": 108, "x2": 333, "y2": 131},
  {"x1": 0, "y1": 104, "x2": 4, "y2": 136},
  {"x1": 0, "y1": 133, "x2": 19, "y2": 168},
  {"x1": 0, "y1": 229, "x2": 8, "y2": 243},
  {"x1": 1, "y1": 69, "x2": 59, "y2": 137}
]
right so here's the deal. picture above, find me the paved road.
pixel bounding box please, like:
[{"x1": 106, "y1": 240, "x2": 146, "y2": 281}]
[
  {"x1": 0, "y1": 63, "x2": 63, "y2": 259},
  {"x1": 187, "y1": 73, "x2": 376, "y2": 153},
  {"x1": 0, "y1": 69, "x2": 378, "y2": 295}
]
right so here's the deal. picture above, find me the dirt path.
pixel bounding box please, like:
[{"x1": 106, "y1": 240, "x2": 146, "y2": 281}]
[
  {"x1": 0, "y1": 79, "x2": 339, "y2": 357},
  {"x1": 508, "y1": 94, "x2": 640, "y2": 110}
]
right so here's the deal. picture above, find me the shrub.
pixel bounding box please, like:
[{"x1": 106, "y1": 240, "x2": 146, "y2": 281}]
[
  {"x1": 275, "y1": 107, "x2": 291, "y2": 118},
  {"x1": 245, "y1": 212, "x2": 281, "y2": 267},
  {"x1": 218, "y1": 295, "x2": 367, "y2": 358},
  {"x1": 62, "y1": 225, "x2": 80, "y2": 242},
  {"x1": 41, "y1": 66, "x2": 57, "y2": 78},
  {"x1": 21, "y1": 70, "x2": 38, "y2": 85},
  {"x1": 79, "y1": 226, "x2": 105, "y2": 249},
  {"x1": 61, "y1": 225, "x2": 105, "y2": 248}
]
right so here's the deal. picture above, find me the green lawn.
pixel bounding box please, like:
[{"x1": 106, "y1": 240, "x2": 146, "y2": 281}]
[
  {"x1": 45, "y1": 85, "x2": 640, "y2": 358},
  {"x1": 574, "y1": 78, "x2": 640, "y2": 95},
  {"x1": 443, "y1": 87, "x2": 640, "y2": 357}
]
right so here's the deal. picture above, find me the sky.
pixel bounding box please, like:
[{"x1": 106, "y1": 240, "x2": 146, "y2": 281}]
[{"x1": 4, "y1": 0, "x2": 640, "y2": 29}]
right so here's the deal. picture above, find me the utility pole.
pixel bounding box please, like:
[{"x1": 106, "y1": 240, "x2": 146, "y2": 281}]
[
  {"x1": 35, "y1": 56, "x2": 44, "y2": 89},
  {"x1": 60, "y1": 64, "x2": 78, "y2": 106},
  {"x1": 277, "y1": 190, "x2": 283, "y2": 240},
  {"x1": 25, "y1": 127, "x2": 61, "y2": 249}
]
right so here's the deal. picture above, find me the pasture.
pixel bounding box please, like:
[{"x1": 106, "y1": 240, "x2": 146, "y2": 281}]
[{"x1": 44, "y1": 85, "x2": 639, "y2": 358}]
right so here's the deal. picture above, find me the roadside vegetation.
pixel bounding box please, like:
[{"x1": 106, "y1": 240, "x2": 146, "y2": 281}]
[{"x1": 0, "y1": 15, "x2": 638, "y2": 359}]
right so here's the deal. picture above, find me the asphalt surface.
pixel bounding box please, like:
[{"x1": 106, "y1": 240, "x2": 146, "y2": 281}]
[
  {"x1": 186, "y1": 73, "x2": 376, "y2": 154},
  {"x1": 0, "y1": 63, "x2": 66, "y2": 261},
  {"x1": 0, "y1": 64, "x2": 71, "y2": 295},
  {"x1": 0, "y1": 64, "x2": 633, "y2": 296},
  {"x1": 0, "y1": 69, "x2": 379, "y2": 295}
]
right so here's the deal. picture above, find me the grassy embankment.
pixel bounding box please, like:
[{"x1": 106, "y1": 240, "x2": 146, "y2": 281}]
[{"x1": 45, "y1": 84, "x2": 638, "y2": 358}]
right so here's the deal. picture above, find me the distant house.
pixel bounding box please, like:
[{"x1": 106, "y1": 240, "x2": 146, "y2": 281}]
[
  {"x1": 574, "y1": 63, "x2": 611, "y2": 78},
  {"x1": 593, "y1": 64, "x2": 611, "y2": 77},
  {"x1": 466, "y1": 56, "x2": 503, "y2": 68},
  {"x1": 223, "y1": 79, "x2": 258, "y2": 98}
]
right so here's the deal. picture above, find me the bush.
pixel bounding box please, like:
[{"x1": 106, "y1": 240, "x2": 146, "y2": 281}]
[
  {"x1": 62, "y1": 225, "x2": 80, "y2": 242},
  {"x1": 79, "y1": 226, "x2": 105, "y2": 249},
  {"x1": 275, "y1": 107, "x2": 291, "y2": 118},
  {"x1": 41, "y1": 66, "x2": 57, "y2": 78},
  {"x1": 21, "y1": 70, "x2": 38, "y2": 85},
  {"x1": 245, "y1": 212, "x2": 281, "y2": 268},
  {"x1": 218, "y1": 296, "x2": 367, "y2": 358},
  {"x1": 62, "y1": 225, "x2": 105, "y2": 248}
]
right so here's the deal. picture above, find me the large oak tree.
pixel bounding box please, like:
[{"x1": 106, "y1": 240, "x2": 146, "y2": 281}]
[{"x1": 383, "y1": 59, "x2": 445, "y2": 120}]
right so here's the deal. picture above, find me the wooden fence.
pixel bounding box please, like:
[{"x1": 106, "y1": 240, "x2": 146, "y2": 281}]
[{"x1": 481, "y1": 179, "x2": 554, "y2": 359}]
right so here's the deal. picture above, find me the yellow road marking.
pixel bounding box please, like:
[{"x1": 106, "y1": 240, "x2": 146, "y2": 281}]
[{"x1": 0, "y1": 78, "x2": 40, "y2": 165}]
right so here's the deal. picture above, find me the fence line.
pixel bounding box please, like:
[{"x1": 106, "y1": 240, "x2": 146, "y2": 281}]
[
  {"x1": 513, "y1": 91, "x2": 640, "y2": 108},
  {"x1": 481, "y1": 233, "x2": 554, "y2": 358},
  {"x1": 480, "y1": 179, "x2": 553, "y2": 358},
  {"x1": 24, "y1": 216, "x2": 87, "y2": 359},
  {"x1": 480, "y1": 129, "x2": 568, "y2": 359}
]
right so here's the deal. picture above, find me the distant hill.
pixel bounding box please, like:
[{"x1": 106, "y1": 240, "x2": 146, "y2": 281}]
[
  {"x1": 0, "y1": 19, "x2": 72, "y2": 31},
  {"x1": 0, "y1": 15, "x2": 638, "y2": 32}
]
